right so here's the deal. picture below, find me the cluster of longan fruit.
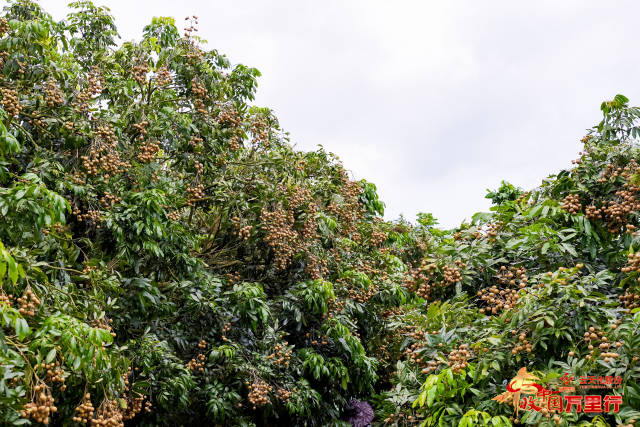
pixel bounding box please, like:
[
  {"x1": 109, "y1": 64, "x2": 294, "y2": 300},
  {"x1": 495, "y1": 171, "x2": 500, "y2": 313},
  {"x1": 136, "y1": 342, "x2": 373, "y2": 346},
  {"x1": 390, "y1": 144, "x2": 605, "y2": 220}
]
[
  {"x1": 38, "y1": 361, "x2": 66, "y2": 388},
  {"x1": 448, "y1": 344, "x2": 471, "y2": 374},
  {"x1": 300, "y1": 205, "x2": 318, "y2": 240},
  {"x1": 261, "y1": 205, "x2": 298, "y2": 270},
  {"x1": 370, "y1": 229, "x2": 387, "y2": 246},
  {"x1": 583, "y1": 323, "x2": 623, "y2": 363},
  {"x1": 74, "y1": 67, "x2": 103, "y2": 110},
  {"x1": 622, "y1": 253, "x2": 640, "y2": 277},
  {"x1": 191, "y1": 78, "x2": 207, "y2": 98},
  {"x1": 1, "y1": 86, "x2": 22, "y2": 117},
  {"x1": 619, "y1": 290, "x2": 639, "y2": 310},
  {"x1": 383, "y1": 412, "x2": 416, "y2": 425},
  {"x1": 325, "y1": 298, "x2": 345, "y2": 321},
  {"x1": 183, "y1": 15, "x2": 200, "y2": 39},
  {"x1": 275, "y1": 387, "x2": 292, "y2": 402},
  {"x1": 603, "y1": 199, "x2": 636, "y2": 233},
  {"x1": 307, "y1": 332, "x2": 329, "y2": 346},
  {"x1": 304, "y1": 253, "x2": 328, "y2": 280},
  {"x1": 44, "y1": 78, "x2": 64, "y2": 107},
  {"x1": 73, "y1": 393, "x2": 95, "y2": 424},
  {"x1": 90, "y1": 399, "x2": 125, "y2": 427},
  {"x1": 187, "y1": 353, "x2": 206, "y2": 372},
  {"x1": 17, "y1": 287, "x2": 40, "y2": 316},
  {"x1": 73, "y1": 208, "x2": 102, "y2": 226},
  {"x1": 132, "y1": 120, "x2": 149, "y2": 140},
  {"x1": 221, "y1": 321, "x2": 232, "y2": 341},
  {"x1": 155, "y1": 66, "x2": 171, "y2": 86},
  {"x1": 347, "y1": 284, "x2": 377, "y2": 303},
  {"x1": 443, "y1": 264, "x2": 463, "y2": 284},
  {"x1": 0, "y1": 17, "x2": 9, "y2": 34},
  {"x1": 267, "y1": 342, "x2": 292, "y2": 367},
  {"x1": 122, "y1": 392, "x2": 146, "y2": 421},
  {"x1": 137, "y1": 140, "x2": 159, "y2": 163},
  {"x1": 29, "y1": 110, "x2": 46, "y2": 128},
  {"x1": 249, "y1": 117, "x2": 269, "y2": 146},
  {"x1": 586, "y1": 204, "x2": 604, "y2": 220},
  {"x1": 194, "y1": 160, "x2": 204, "y2": 174},
  {"x1": 511, "y1": 330, "x2": 532, "y2": 354},
  {"x1": 21, "y1": 384, "x2": 57, "y2": 424},
  {"x1": 131, "y1": 62, "x2": 149, "y2": 85},
  {"x1": 562, "y1": 194, "x2": 581, "y2": 214},
  {"x1": 217, "y1": 108, "x2": 242, "y2": 127},
  {"x1": 247, "y1": 379, "x2": 272, "y2": 409},
  {"x1": 189, "y1": 135, "x2": 203, "y2": 148},
  {"x1": 186, "y1": 183, "x2": 205, "y2": 206},
  {"x1": 100, "y1": 192, "x2": 122, "y2": 208},
  {"x1": 225, "y1": 272, "x2": 241, "y2": 286},
  {"x1": 168, "y1": 210, "x2": 181, "y2": 221}
]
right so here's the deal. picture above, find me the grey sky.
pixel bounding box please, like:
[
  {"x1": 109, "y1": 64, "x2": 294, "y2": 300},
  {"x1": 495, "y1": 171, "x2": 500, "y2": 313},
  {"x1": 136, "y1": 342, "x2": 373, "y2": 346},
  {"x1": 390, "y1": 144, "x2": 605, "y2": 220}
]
[{"x1": 38, "y1": 0, "x2": 640, "y2": 228}]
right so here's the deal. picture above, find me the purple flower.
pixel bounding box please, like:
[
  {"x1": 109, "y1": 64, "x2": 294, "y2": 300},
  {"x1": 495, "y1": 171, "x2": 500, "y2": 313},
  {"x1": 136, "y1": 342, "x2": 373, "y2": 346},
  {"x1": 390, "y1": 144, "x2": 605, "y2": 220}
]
[{"x1": 346, "y1": 398, "x2": 374, "y2": 427}]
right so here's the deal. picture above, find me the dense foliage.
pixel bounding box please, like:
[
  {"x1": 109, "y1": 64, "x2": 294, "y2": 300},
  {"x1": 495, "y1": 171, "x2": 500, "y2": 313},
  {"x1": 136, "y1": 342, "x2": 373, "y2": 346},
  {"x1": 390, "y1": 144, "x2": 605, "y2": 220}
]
[{"x1": 0, "y1": 1, "x2": 638, "y2": 426}]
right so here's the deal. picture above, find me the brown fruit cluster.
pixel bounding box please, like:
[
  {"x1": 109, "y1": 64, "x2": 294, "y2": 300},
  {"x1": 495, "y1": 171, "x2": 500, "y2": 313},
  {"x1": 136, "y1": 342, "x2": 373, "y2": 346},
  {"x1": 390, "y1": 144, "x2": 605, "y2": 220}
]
[
  {"x1": 17, "y1": 287, "x2": 40, "y2": 316},
  {"x1": 217, "y1": 108, "x2": 242, "y2": 127},
  {"x1": 304, "y1": 253, "x2": 328, "y2": 280},
  {"x1": 168, "y1": 210, "x2": 181, "y2": 221},
  {"x1": 383, "y1": 412, "x2": 417, "y2": 425},
  {"x1": 155, "y1": 66, "x2": 171, "y2": 86},
  {"x1": 186, "y1": 183, "x2": 205, "y2": 206},
  {"x1": 622, "y1": 253, "x2": 640, "y2": 276},
  {"x1": 443, "y1": 263, "x2": 463, "y2": 284},
  {"x1": 583, "y1": 323, "x2": 623, "y2": 363},
  {"x1": 228, "y1": 134, "x2": 241, "y2": 151},
  {"x1": 122, "y1": 392, "x2": 145, "y2": 421},
  {"x1": 248, "y1": 379, "x2": 272, "y2": 409},
  {"x1": 267, "y1": 341, "x2": 292, "y2": 367},
  {"x1": 74, "y1": 67, "x2": 104, "y2": 110},
  {"x1": 21, "y1": 383, "x2": 57, "y2": 424},
  {"x1": 347, "y1": 284, "x2": 378, "y2": 303},
  {"x1": 38, "y1": 361, "x2": 66, "y2": 387},
  {"x1": 132, "y1": 120, "x2": 149, "y2": 141},
  {"x1": 131, "y1": 62, "x2": 149, "y2": 85},
  {"x1": 73, "y1": 393, "x2": 95, "y2": 424},
  {"x1": 73, "y1": 208, "x2": 103, "y2": 226},
  {"x1": 198, "y1": 339, "x2": 207, "y2": 349},
  {"x1": 44, "y1": 78, "x2": 64, "y2": 107},
  {"x1": 275, "y1": 387, "x2": 292, "y2": 402},
  {"x1": 0, "y1": 17, "x2": 9, "y2": 34},
  {"x1": 249, "y1": 117, "x2": 269, "y2": 146},
  {"x1": 619, "y1": 290, "x2": 640, "y2": 310},
  {"x1": 81, "y1": 125, "x2": 128, "y2": 178},
  {"x1": 1, "y1": 86, "x2": 22, "y2": 117},
  {"x1": 194, "y1": 160, "x2": 204, "y2": 174},
  {"x1": 585, "y1": 204, "x2": 603, "y2": 220},
  {"x1": 478, "y1": 266, "x2": 527, "y2": 315},
  {"x1": 189, "y1": 135, "x2": 203, "y2": 148},
  {"x1": 447, "y1": 344, "x2": 471, "y2": 374},
  {"x1": 370, "y1": 229, "x2": 387, "y2": 247},
  {"x1": 420, "y1": 359, "x2": 440, "y2": 375},
  {"x1": 91, "y1": 399, "x2": 125, "y2": 427},
  {"x1": 221, "y1": 321, "x2": 231, "y2": 341},
  {"x1": 137, "y1": 140, "x2": 159, "y2": 163},
  {"x1": 261, "y1": 204, "x2": 298, "y2": 270},
  {"x1": 562, "y1": 194, "x2": 581, "y2": 214},
  {"x1": 511, "y1": 330, "x2": 532, "y2": 354},
  {"x1": 187, "y1": 353, "x2": 206, "y2": 372},
  {"x1": 100, "y1": 192, "x2": 122, "y2": 208},
  {"x1": 191, "y1": 78, "x2": 207, "y2": 98},
  {"x1": 403, "y1": 261, "x2": 437, "y2": 299}
]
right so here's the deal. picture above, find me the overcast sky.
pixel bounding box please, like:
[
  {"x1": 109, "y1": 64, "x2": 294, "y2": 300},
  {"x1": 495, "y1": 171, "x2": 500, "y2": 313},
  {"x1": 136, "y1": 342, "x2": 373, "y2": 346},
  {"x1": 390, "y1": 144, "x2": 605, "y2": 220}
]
[{"x1": 40, "y1": 0, "x2": 640, "y2": 228}]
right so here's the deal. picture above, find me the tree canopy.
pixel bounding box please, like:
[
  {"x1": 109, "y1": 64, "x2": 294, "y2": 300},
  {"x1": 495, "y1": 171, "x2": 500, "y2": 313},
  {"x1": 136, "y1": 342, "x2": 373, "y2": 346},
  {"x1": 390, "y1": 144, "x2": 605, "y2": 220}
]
[{"x1": 0, "y1": 1, "x2": 638, "y2": 426}]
